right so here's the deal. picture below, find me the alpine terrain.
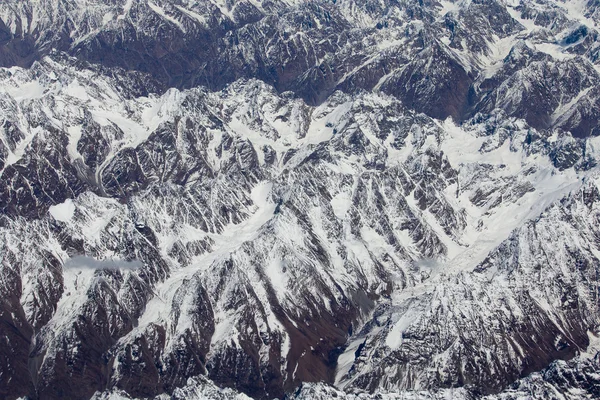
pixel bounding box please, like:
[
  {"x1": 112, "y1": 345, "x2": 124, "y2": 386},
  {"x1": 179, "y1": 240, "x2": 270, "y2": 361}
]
[{"x1": 0, "y1": 0, "x2": 600, "y2": 399}]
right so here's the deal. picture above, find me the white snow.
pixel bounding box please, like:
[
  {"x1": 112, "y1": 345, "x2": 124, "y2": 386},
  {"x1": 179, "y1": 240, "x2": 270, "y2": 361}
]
[
  {"x1": 265, "y1": 258, "x2": 289, "y2": 299},
  {"x1": 534, "y1": 42, "x2": 575, "y2": 61},
  {"x1": 66, "y1": 125, "x2": 83, "y2": 161},
  {"x1": 1, "y1": 11, "x2": 599, "y2": 395},
  {"x1": 552, "y1": 87, "x2": 593, "y2": 125},
  {"x1": 207, "y1": 0, "x2": 234, "y2": 20},
  {"x1": 557, "y1": 0, "x2": 599, "y2": 32},
  {"x1": 148, "y1": 1, "x2": 186, "y2": 33},
  {"x1": 2, "y1": 80, "x2": 45, "y2": 100},
  {"x1": 331, "y1": 191, "x2": 352, "y2": 219},
  {"x1": 438, "y1": 119, "x2": 587, "y2": 274},
  {"x1": 118, "y1": 0, "x2": 134, "y2": 21},
  {"x1": 438, "y1": 0, "x2": 461, "y2": 17},
  {"x1": 65, "y1": 79, "x2": 90, "y2": 101},
  {"x1": 102, "y1": 12, "x2": 114, "y2": 25},
  {"x1": 3, "y1": 125, "x2": 40, "y2": 167},
  {"x1": 385, "y1": 305, "x2": 421, "y2": 349},
  {"x1": 49, "y1": 199, "x2": 76, "y2": 222},
  {"x1": 479, "y1": 34, "x2": 520, "y2": 79},
  {"x1": 175, "y1": 5, "x2": 208, "y2": 27},
  {"x1": 506, "y1": 5, "x2": 538, "y2": 33},
  {"x1": 335, "y1": 338, "x2": 366, "y2": 384},
  {"x1": 133, "y1": 181, "x2": 277, "y2": 346}
]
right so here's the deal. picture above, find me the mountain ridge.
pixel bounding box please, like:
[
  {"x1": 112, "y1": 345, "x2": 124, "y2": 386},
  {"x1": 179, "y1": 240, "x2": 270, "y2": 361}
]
[{"x1": 1, "y1": 1, "x2": 600, "y2": 399}]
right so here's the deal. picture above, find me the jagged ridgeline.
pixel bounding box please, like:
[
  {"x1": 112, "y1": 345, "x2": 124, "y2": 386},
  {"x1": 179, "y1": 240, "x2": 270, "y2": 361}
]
[{"x1": 0, "y1": 1, "x2": 599, "y2": 399}]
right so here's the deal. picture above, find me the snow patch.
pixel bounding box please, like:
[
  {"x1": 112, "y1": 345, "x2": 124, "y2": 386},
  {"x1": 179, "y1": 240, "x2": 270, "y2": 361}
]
[
  {"x1": 331, "y1": 192, "x2": 352, "y2": 219},
  {"x1": 148, "y1": 1, "x2": 186, "y2": 33},
  {"x1": 385, "y1": 306, "x2": 420, "y2": 349},
  {"x1": 438, "y1": 0, "x2": 461, "y2": 17},
  {"x1": 175, "y1": 5, "x2": 208, "y2": 27},
  {"x1": 2, "y1": 80, "x2": 45, "y2": 100},
  {"x1": 49, "y1": 199, "x2": 76, "y2": 222},
  {"x1": 66, "y1": 125, "x2": 83, "y2": 161}
]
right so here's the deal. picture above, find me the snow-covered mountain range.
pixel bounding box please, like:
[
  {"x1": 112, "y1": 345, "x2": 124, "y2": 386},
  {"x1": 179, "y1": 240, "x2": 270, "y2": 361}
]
[{"x1": 1, "y1": 0, "x2": 600, "y2": 399}]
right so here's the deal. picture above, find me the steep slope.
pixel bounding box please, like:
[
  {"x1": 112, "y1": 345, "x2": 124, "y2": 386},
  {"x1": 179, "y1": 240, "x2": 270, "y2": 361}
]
[
  {"x1": 0, "y1": 0, "x2": 598, "y2": 128},
  {"x1": 0, "y1": 1, "x2": 600, "y2": 400}
]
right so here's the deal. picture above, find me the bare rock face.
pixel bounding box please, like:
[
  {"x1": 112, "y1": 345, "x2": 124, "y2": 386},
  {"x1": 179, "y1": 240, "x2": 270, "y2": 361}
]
[{"x1": 1, "y1": 1, "x2": 600, "y2": 400}]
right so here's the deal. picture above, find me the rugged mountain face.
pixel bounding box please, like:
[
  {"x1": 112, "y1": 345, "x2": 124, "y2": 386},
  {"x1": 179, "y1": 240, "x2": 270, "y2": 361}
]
[
  {"x1": 1, "y1": 1, "x2": 600, "y2": 400},
  {"x1": 1, "y1": 0, "x2": 599, "y2": 127}
]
